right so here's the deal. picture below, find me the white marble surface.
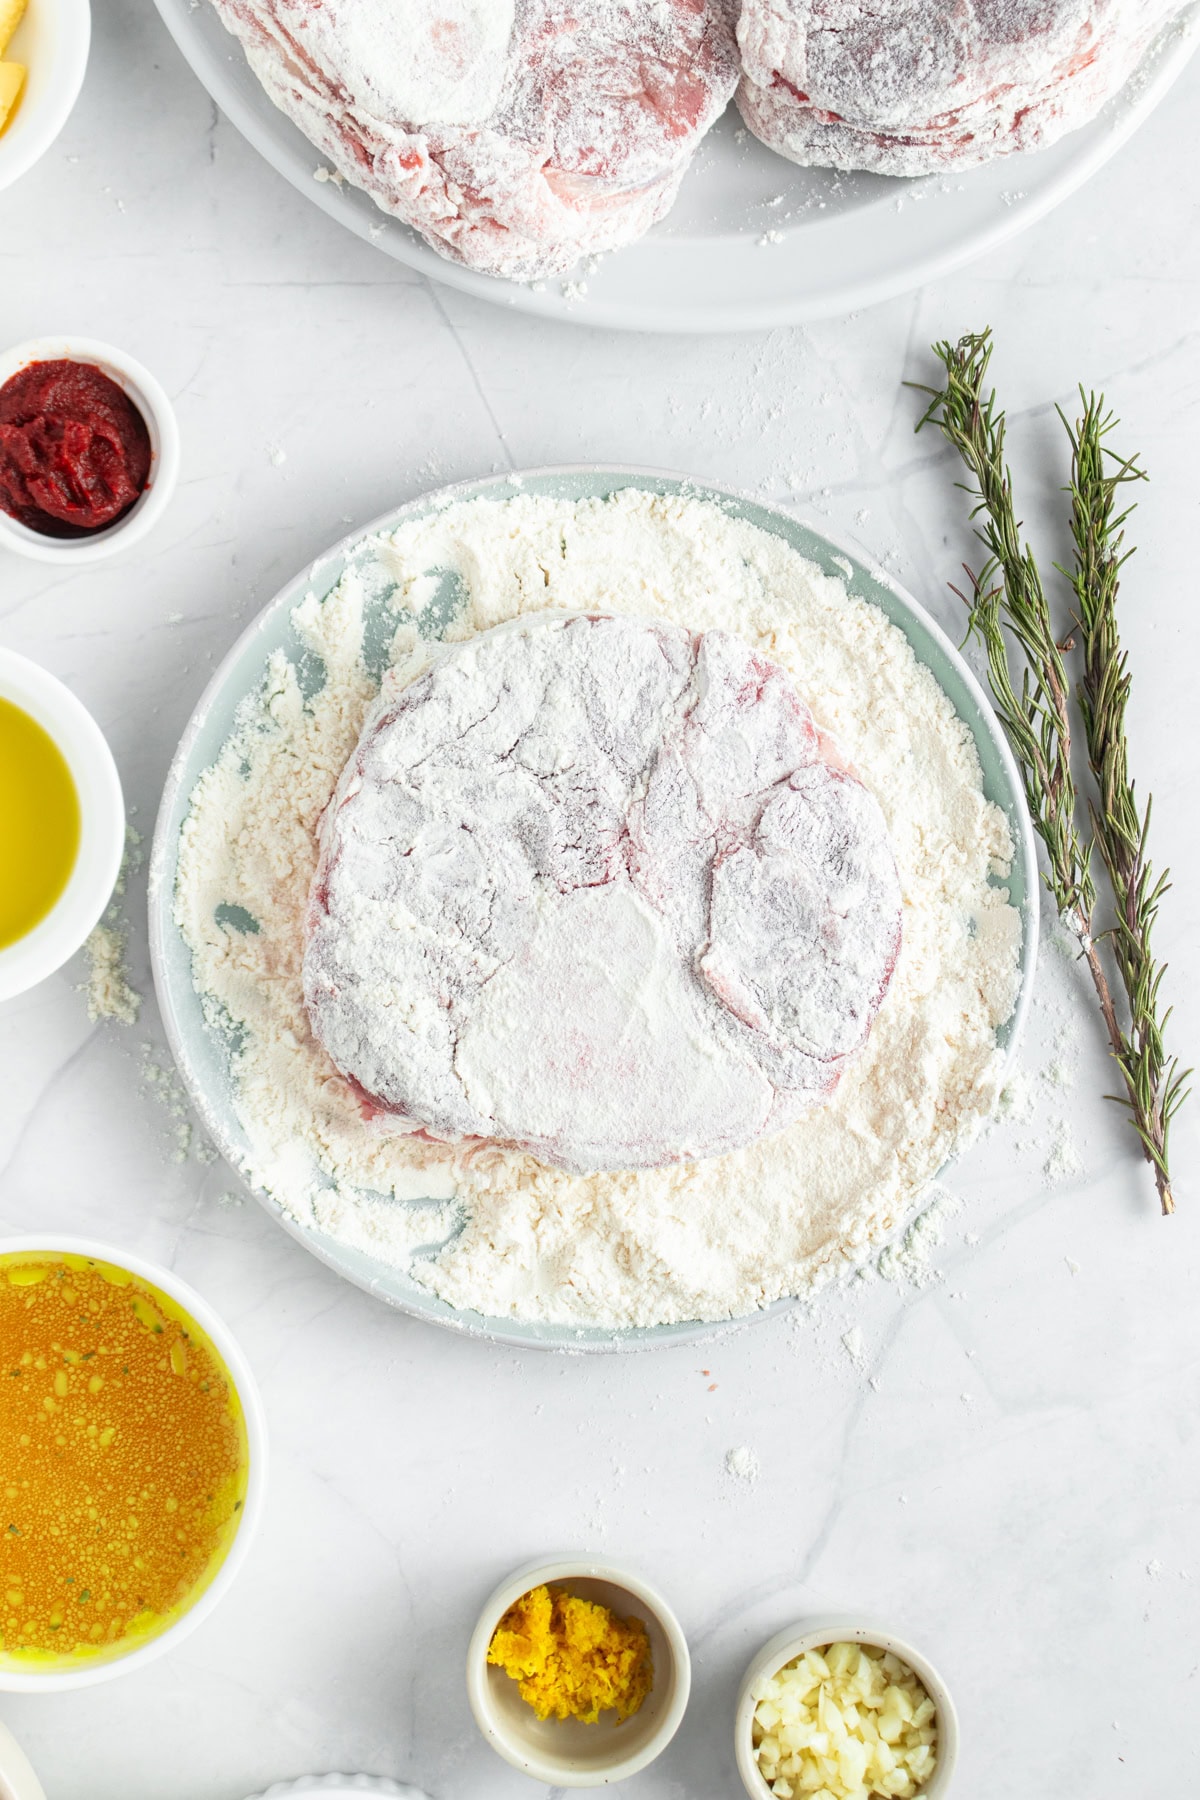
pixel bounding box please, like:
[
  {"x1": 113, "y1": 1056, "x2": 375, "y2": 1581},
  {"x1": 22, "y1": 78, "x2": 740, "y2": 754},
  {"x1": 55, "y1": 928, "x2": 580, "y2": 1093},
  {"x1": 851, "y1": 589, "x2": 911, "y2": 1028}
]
[{"x1": 2, "y1": 5, "x2": 1199, "y2": 1796}]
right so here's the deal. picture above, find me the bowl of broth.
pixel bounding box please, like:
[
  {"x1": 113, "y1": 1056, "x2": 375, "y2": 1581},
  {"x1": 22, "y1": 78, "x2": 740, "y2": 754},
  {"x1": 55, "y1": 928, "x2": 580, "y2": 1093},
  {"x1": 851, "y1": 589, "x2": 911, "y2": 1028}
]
[{"x1": 0, "y1": 1237, "x2": 267, "y2": 1689}]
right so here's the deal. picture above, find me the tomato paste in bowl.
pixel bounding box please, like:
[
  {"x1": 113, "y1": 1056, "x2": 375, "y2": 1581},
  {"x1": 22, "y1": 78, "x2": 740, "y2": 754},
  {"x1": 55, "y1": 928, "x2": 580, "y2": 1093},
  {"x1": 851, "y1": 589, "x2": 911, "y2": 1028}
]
[
  {"x1": 0, "y1": 358, "x2": 151, "y2": 537},
  {"x1": 0, "y1": 336, "x2": 179, "y2": 564}
]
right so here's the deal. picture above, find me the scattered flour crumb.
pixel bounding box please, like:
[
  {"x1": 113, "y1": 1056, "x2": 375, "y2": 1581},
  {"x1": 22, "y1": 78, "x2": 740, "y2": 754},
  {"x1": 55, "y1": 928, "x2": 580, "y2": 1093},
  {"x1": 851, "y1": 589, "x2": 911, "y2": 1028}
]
[
  {"x1": 83, "y1": 924, "x2": 140, "y2": 1026},
  {"x1": 82, "y1": 824, "x2": 145, "y2": 1024},
  {"x1": 726, "y1": 1446, "x2": 760, "y2": 1484},
  {"x1": 140, "y1": 1048, "x2": 199, "y2": 1164},
  {"x1": 1043, "y1": 1127, "x2": 1083, "y2": 1185},
  {"x1": 841, "y1": 1326, "x2": 865, "y2": 1367}
]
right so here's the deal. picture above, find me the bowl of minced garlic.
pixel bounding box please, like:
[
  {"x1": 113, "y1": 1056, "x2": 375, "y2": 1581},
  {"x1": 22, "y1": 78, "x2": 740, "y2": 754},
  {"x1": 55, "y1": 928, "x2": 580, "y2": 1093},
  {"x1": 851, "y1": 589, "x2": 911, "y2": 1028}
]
[
  {"x1": 0, "y1": 1238, "x2": 266, "y2": 1691},
  {"x1": 467, "y1": 1558, "x2": 691, "y2": 1785},
  {"x1": 736, "y1": 1624, "x2": 959, "y2": 1800}
]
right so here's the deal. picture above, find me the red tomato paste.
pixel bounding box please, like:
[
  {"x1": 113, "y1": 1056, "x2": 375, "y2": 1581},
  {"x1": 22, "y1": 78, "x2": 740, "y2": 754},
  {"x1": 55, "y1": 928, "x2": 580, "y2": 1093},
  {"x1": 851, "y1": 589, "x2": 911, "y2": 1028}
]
[{"x1": 0, "y1": 359, "x2": 152, "y2": 538}]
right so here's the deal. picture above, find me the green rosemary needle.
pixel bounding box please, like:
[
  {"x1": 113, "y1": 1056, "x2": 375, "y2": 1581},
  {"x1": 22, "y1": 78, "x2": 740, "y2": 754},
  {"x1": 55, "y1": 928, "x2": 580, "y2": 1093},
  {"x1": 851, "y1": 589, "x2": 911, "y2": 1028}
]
[{"x1": 911, "y1": 329, "x2": 1186, "y2": 1213}]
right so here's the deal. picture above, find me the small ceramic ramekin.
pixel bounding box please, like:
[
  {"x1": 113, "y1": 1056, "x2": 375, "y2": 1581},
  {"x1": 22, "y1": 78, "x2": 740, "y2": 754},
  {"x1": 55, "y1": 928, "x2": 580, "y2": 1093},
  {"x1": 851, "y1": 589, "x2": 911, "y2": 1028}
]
[
  {"x1": 467, "y1": 1556, "x2": 691, "y2": 1786},
  {"x1": 0, "y1": 1720, "x2": 46, "y2": 1800},
  {"x1": 0, "y1": 0, "x2": 90, "y2": 194},
  {"x1": 0, "y1": 647, "x2": 124, "y2": 1002},
  {"x1": 736, "y1": 1619, "x2": 958, "y2": 1800},
  {"x1": 0, "y1": 335, "x2": 179, "y2": 563},
  {"x1": 0, "y1": 1235, "x2": 268, "y2": 1692}
]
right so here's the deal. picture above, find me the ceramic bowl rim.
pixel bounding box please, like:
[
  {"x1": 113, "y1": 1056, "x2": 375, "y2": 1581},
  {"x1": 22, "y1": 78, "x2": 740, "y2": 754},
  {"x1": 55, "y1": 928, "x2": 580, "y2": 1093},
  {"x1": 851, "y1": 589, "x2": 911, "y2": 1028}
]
[
  {"x1": 0, "y1": 1233, "x2": 268, "y2": 1692},
  {"x1": 734, "y1": 1617, "x2": 959, "y2": 1800},
  {"x1": 0, "y1": 647, "x2": 124, "y2": 1001},
  {"x1": 0, "y1": 335, "x2": 179, "y2": 563},
  {"x1": 0, "y1": 1719, "x2": 46, "y2": 1800},
  {"x1": 465, "y1": 1554, "x2": 692, "y2": 1786}
]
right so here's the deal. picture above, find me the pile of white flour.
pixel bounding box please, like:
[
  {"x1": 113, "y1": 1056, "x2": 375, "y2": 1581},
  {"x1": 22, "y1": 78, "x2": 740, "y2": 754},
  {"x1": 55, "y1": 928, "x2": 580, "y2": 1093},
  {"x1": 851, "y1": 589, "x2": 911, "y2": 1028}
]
[{"x1": 174, "y1": 488, "x2": 1023, "y2": 1329}]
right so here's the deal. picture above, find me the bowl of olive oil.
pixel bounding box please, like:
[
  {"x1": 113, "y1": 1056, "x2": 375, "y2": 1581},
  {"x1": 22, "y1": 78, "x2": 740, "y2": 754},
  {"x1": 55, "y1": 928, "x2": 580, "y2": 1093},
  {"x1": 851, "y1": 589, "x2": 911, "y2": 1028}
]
[{"x1": 0, "y1": 647, "x2": 123, "y2": 1000}]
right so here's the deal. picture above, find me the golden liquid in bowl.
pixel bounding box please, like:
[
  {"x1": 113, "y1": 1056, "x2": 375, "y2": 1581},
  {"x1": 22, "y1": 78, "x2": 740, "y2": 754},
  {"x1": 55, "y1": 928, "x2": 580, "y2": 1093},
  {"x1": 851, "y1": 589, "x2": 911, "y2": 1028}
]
[
  {"x1": 0, "y1": 698, "x2": 81, "y2": 949},
  {"x1": 0, "y1": 1251, "x2": 249, "y2": 1670}
]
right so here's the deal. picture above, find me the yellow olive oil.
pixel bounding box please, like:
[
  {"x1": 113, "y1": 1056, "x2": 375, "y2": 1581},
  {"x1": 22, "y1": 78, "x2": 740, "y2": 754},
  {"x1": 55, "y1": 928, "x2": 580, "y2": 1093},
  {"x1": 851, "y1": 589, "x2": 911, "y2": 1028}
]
[{"x1": 0, "y1": 697, "x2": 81, "y2": 949}]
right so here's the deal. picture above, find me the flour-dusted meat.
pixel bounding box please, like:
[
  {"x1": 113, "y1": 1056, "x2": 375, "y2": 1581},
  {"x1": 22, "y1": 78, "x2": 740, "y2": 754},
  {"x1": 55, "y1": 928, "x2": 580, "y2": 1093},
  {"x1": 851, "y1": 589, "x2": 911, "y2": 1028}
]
[
  {"x1": 208, "y1": 0, "x2": 740, "y2": 279},
  {"x1": 736, "y1": 0, "x2": 1186, "y2": 177},
  {"x1": 303, "y1": 613, "x2": 902, "y2": 1175}
]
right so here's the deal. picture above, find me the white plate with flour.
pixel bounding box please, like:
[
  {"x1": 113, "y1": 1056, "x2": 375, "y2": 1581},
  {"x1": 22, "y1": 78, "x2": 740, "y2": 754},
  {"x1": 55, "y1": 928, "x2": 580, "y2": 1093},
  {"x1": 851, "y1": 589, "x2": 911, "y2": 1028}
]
[
  {"x1": 149, "y1": 468, "x2": 1039, "y2": 1353},
  {"x1": 150, "y1": 0, "x2": 1198, "y2": 332}
]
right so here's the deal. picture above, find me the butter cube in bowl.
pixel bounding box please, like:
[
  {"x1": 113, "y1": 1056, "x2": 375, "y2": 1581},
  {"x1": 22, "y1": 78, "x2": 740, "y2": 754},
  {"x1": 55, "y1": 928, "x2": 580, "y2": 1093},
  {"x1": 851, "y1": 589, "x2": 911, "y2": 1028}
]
[{"x1": 0, "y1": 0, "x2": 90, "y2": 191}]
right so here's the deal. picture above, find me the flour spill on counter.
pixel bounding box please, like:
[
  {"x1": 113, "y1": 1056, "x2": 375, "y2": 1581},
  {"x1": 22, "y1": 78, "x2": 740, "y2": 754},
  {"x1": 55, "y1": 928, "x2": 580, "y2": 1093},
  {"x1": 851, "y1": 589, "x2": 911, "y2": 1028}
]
[
  {"x1": 82, "y1": 825, "x2": 143, "y2": 1025},
  {"x1": 174, "y1": 488, "x2": 1024, "y2": 1329}
]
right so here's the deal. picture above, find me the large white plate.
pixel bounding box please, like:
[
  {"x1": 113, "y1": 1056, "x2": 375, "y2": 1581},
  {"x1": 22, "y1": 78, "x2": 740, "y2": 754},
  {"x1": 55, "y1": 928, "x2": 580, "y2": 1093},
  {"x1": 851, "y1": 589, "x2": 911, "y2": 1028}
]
[
  {"x1": 151, "y1": 0, "x2": 1198, "y2": 332},
  {"x1": 149, "y1": 468, "x2": 1038, "y2": 1354}
]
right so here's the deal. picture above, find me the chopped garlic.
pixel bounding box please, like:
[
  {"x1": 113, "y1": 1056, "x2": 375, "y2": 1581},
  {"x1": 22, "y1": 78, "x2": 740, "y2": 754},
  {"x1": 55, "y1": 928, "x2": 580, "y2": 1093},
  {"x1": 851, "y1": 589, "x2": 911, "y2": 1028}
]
[{"x1": 752, "y1": 1641, "x2": 938, "y2": 1799}]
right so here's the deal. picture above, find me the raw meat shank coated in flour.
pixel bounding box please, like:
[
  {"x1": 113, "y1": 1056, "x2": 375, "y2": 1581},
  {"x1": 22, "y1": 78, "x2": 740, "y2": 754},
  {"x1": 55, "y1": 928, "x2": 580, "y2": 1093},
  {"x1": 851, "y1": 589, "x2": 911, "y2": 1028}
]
[
  {"x1": 736, "y1": 0, "x2": 1188, "y2": 177},
  {"x1": 208, "y1": 0, "x2": 740, "y2": 279},
  {"x1": 303, "y1": 612, "x2": 903, "y2": 1176}
]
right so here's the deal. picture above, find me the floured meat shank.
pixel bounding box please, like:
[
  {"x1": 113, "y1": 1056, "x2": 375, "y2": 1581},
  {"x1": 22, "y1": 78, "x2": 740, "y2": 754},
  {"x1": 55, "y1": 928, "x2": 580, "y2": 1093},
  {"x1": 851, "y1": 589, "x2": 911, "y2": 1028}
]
[
  {"x1": 736, "y1": 0, "x2": 1187, "y2": 177},
  {"x1": 303, "y1": 613, "x2": 903, "y2": 1176},
  {"x1": 209, "y1": 0, "x2": 739, "y2": 278}
]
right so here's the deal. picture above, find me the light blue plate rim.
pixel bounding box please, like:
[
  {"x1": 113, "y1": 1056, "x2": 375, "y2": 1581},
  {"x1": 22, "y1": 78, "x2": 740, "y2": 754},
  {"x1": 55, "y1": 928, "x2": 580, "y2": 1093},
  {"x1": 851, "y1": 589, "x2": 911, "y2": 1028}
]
[{"x1": 149, "y1": 466, "x2": 1039, "y2": 1354}]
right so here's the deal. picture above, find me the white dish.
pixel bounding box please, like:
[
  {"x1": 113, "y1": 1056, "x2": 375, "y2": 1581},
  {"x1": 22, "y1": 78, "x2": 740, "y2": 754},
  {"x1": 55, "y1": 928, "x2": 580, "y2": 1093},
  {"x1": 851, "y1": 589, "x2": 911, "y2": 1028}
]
[
  {"x1": 735, "y1": 1620, "x2": 959, "y2": 1800},
  {"x1": 0, "y1": 1722, "x2": 45, "y2": 1800},
  {"x1": 466, "y1": 1556, "x2": 691, "y2": 1787},
  {"x1": 148, "y1": 466, "x2": 1039, "y2": 1353},
  {"x1": 149, "y1": 0, "x2": 1198, "y2": 332},
  {"x1": 0, "y1": 0, "x2": 89, "y2": 193},
  {"x1": 0, "y1": 647, "x2": 124, "y2": 1002},
  {"x1": 0, "y1": 336, "x2": 180, "y2": 564},
  {"x1": 244, "y1": 1781, "x2": 430, "y2": 1799},
  {"x1": 0, "y1": 1234, "x2": 268, "y2": 1692}
]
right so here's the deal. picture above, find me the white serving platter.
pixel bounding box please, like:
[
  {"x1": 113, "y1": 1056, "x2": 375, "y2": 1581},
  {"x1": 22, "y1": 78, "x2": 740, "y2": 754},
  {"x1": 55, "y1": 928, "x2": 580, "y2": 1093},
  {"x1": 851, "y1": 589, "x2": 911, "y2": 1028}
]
[
  {"x1": 150, "y1": 0, "x2": 1198, "y2": 332},
  {"x1": 149, "y1": 467, "x2": 1039, "y2": 1354}
]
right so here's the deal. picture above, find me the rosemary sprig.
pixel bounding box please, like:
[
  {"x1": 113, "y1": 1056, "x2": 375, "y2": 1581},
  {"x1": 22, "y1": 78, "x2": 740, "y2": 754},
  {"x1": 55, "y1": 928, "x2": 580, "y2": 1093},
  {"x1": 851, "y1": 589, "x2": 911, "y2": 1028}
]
[
  {"x1": 911, "y1": 329, "x2": 1185, "y2": 1213},
  {"x1": 1059, "y1": 394, "x2": 1190, "y2": 1213},
  {"x1": 911, "y1": 330, "x2": 1095, "y2": 934}
]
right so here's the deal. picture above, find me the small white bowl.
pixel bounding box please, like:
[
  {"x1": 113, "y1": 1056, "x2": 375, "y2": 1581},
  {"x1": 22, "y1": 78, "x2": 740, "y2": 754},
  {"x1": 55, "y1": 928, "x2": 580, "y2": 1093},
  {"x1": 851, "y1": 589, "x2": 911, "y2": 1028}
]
[
  {"x1": 736, "y1": 1619, "x2": 959, "y2": 1800},
  {"x1": 0, "y1": 1721, "x2": 46, "y2": 1800},
  {"x1": 0, "y1": 0, "x2": 90, "y2": 193},
  {"x1": 0, "y1": 646, "x2": 124, "y2": 1001},
  {"x1": 0, "y1": 335, "x2": 179, "y2": 562},
  {"x1": 0, "y1": 1234, "x2": 268, "y2": 1692},
  {"x1": 467, "y1": 1557, "x2": 691, "y2": 1786}
]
